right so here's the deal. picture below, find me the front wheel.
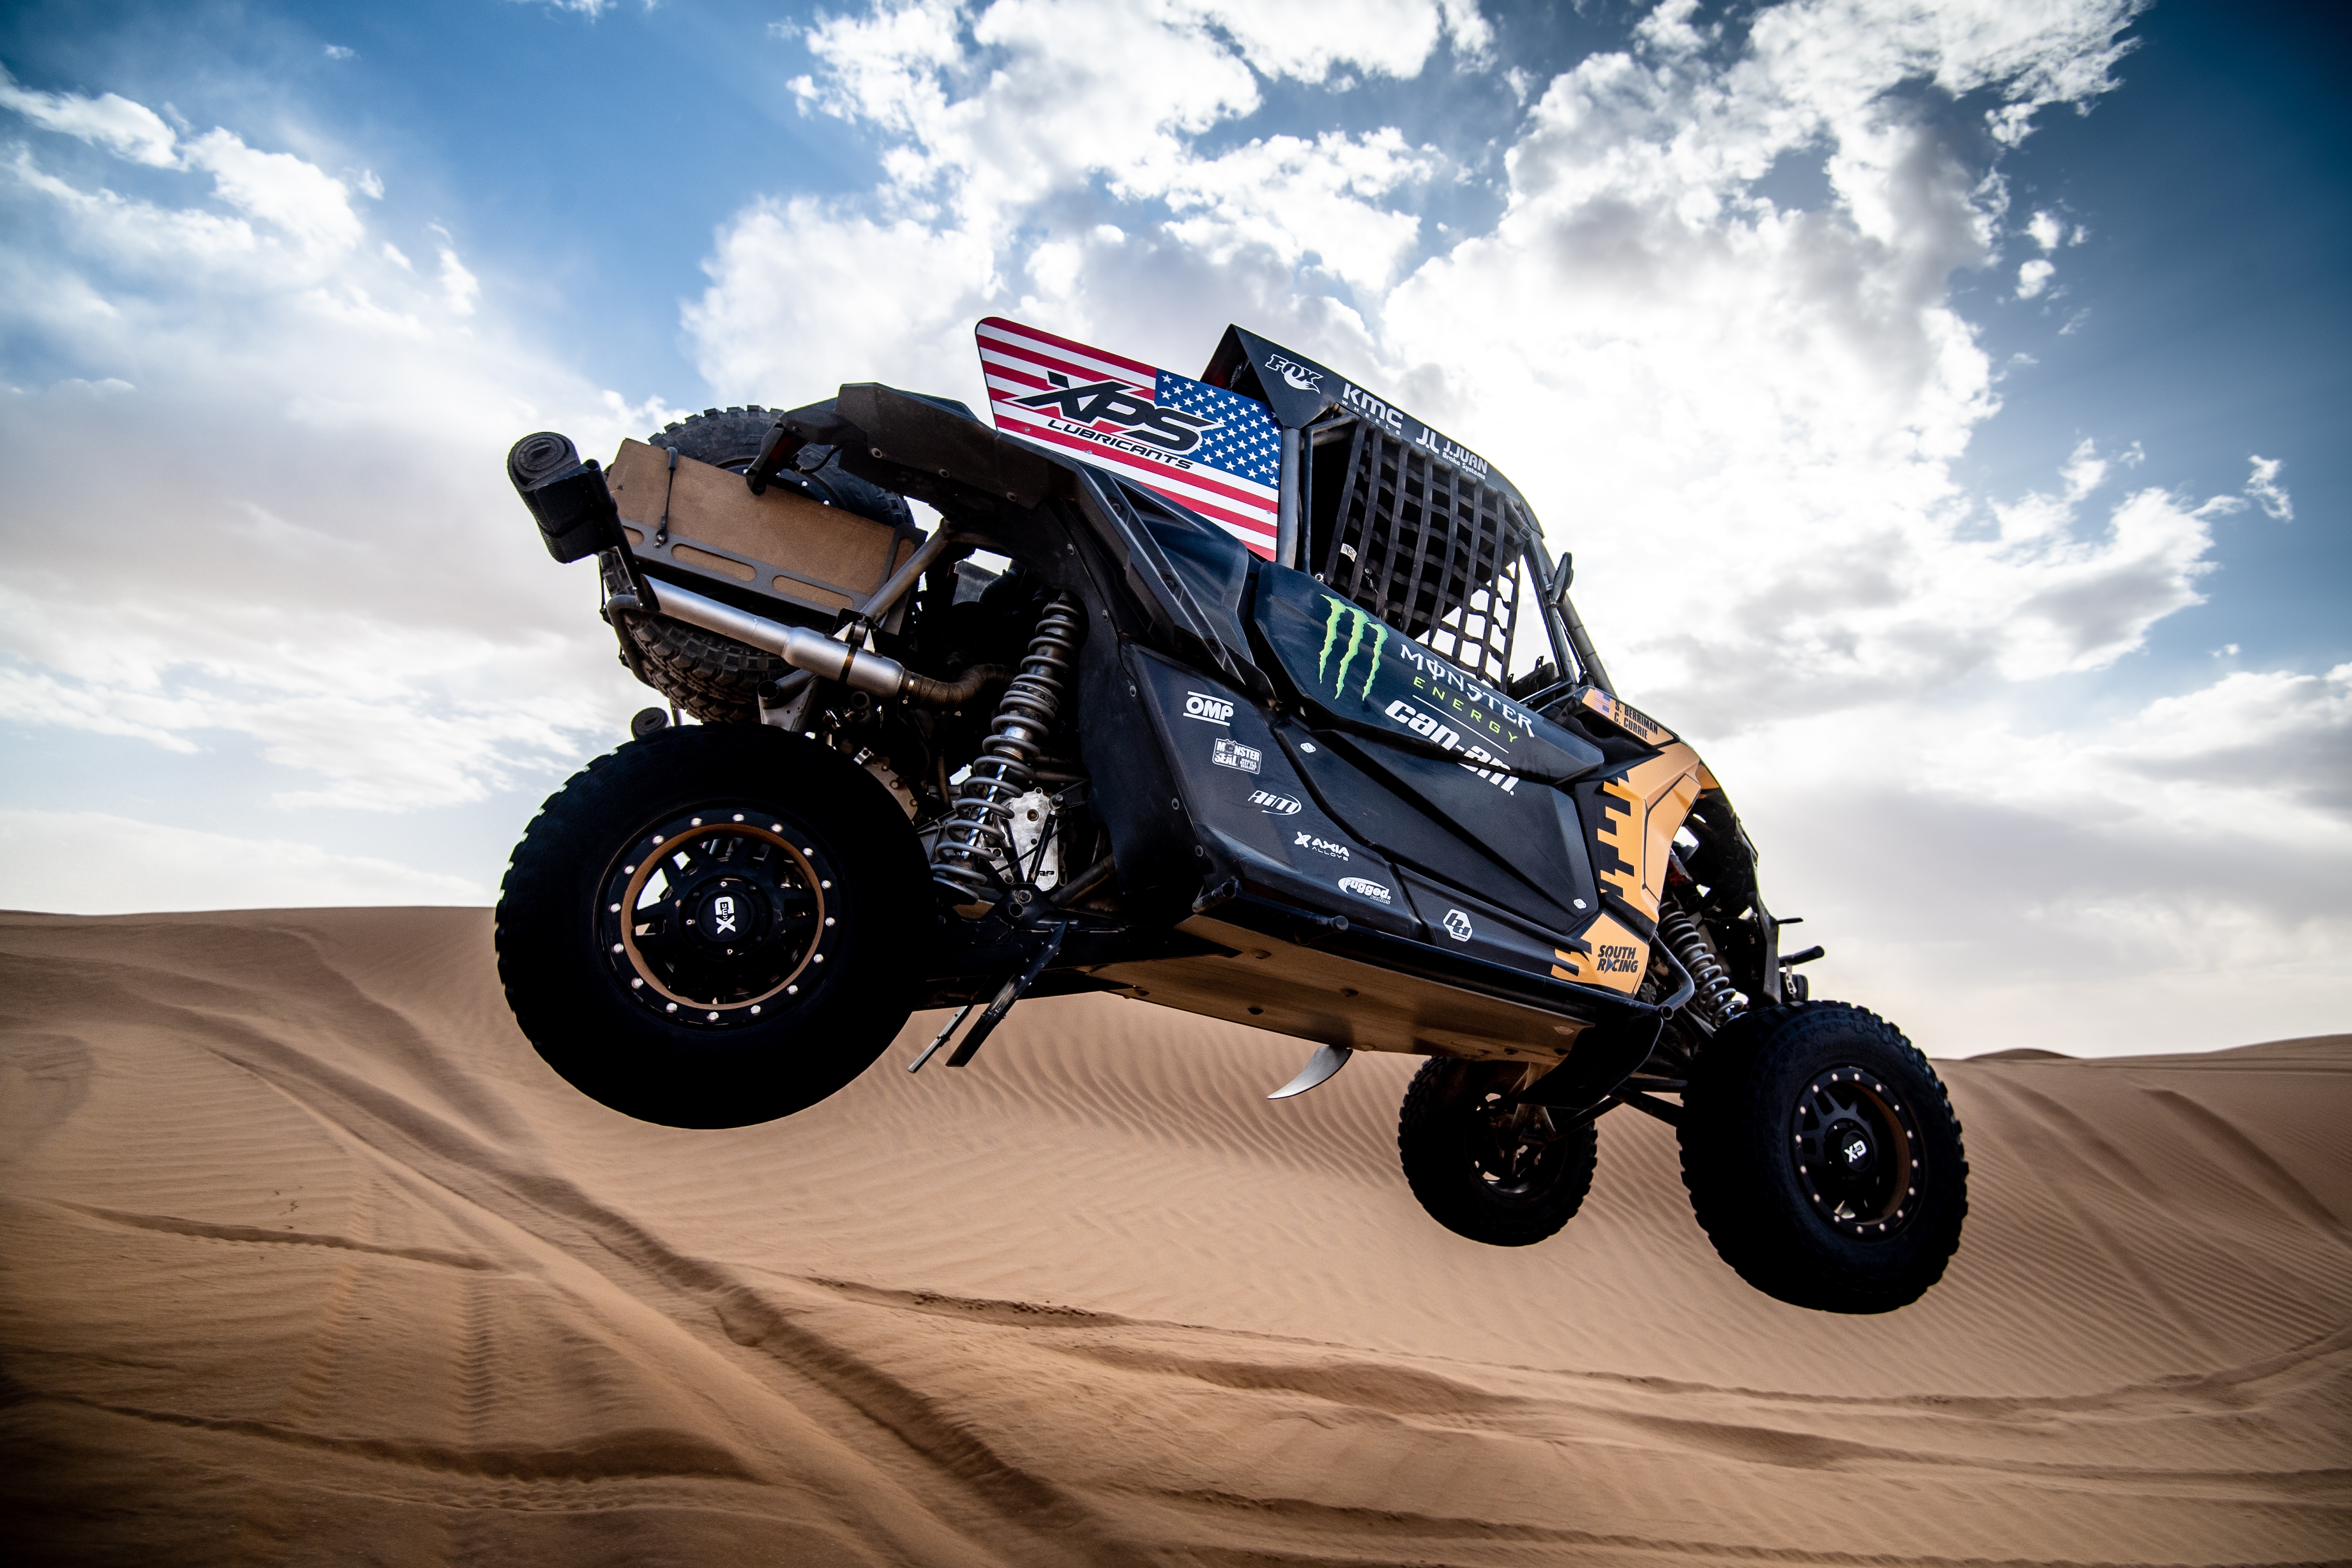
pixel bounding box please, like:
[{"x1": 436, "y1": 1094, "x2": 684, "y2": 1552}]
[
  {"x1": 495, "y1": 724, "x2": 930, "y2": 1127},
  {"x1": 1679, "y1": 1001, "x2": 1967, "y2": 1313},
  {"x1": 1398, "y1": 1058, "x2": 1599, "y2": 1246}
]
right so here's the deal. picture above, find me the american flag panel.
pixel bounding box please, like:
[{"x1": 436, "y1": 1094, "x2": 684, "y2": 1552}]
[{"x1": 975, "y1": 316, "x2": 1280, "y2": 558}]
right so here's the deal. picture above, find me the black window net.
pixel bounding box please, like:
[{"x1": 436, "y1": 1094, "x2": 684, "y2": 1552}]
[{"x1": 1308, "y1": 421, "x2": 1533, "y2": 687}]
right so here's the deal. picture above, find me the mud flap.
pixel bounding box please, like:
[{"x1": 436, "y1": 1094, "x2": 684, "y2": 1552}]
[{"x1": 1519, "y1": 1014, "x2": 1661, "y2": 1114}]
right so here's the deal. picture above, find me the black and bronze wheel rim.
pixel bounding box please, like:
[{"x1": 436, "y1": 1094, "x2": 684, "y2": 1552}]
[
  {"x1": 1791, "y1": 1065, "x2": 1923, "y2": 1237},
  {"x1": 1472, "y1": 1091, "x2": 1576, "y2": 1197},
  {"x1": 595, "y1": 807, "x2": 838, "y2": 1029}
]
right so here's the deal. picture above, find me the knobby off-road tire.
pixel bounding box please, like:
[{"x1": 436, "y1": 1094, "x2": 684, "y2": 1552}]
[
  {"x1": 496, "y1": 724, "x2": 929, "y2": 1128},
  {"x1": 624, "y1": 616, "x2": 782, "y2": 725},
  {"x1": 1398, "y1": 1058, "x2": 1600, "y2": 1246},
  {"x1": 1679, "y1": 1001, "x2": 1967, "y2": 1313}
]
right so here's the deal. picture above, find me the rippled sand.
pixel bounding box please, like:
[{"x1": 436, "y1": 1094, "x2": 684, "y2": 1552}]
[{"x1": 3, "y1": 907, "x2": 2346, "y2": 1565}]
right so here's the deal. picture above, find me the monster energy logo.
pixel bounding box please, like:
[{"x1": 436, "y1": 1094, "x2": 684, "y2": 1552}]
[{"x1": 1317, "y1": 598, "x2": 1388, "y2": 700}]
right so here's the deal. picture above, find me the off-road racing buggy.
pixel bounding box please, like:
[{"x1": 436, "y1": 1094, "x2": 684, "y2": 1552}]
[{"x1": 499, "y1": 317, "x2": 1966, "y2": 1313}]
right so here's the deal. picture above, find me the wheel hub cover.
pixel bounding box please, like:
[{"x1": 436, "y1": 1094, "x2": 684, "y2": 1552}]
[
  {"x1": 1791, "y1": 1067, "x2": 1922, "y2": 1238},
  {"x1": 596, "y1": 808, "x2": 834, "y2": 1029}
]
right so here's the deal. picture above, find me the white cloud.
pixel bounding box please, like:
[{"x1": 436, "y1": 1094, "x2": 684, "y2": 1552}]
[
  {"x1": 9, "y1": 3, "x2": 2335, "y2": 1047},
  {"x1": 0, "y1": 811, "x2": 490, "y2": 912},
  {"x1": 0, "y1": 95, "x2": 681, "y2": 824},
  {"x1": 0, "y1": 62, "x2": 179, "y2": 166},
  {"x1": 437, "y1": 243, "x2": 480, "y2": 315},
  {"x1": 2244, "y1": 453, "x2": 2293, "y2": 521},
  {"x1": 325, "y1": 44, "x2": 358, "y2": 62},
  {"x1": 182, "y1": 127, "x2": 364, "y2": 253},
  {"x1": 681, "y1": 0, "x2": 2347, "y2": 1052}
]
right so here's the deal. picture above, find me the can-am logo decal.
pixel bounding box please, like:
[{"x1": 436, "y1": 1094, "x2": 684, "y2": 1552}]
[
  {"x1": 1249, "y1": 789, "x2": 1302, "y2": 816},
  {"x1": 1441, "y1": 908, "x2": 1473, "y2": 942},
  {"x1": 1211, "y1": 738, "x2": 1262, "y2": 773},
  {"x1": 1338, "y1": 876, "x2": 1392, "y2": 905},
  {"x1": 1264, "y1": 353, "x2": 1321, "y2": 393},
  {"x1": 1012, "y1": 372, "x2": 1220, "y2": 453},
  {"x1": 1294, "y1": 831, "x2": 1350, "y2": 862},
  {"x1": 1182, "y1": 690, "x2": 1234, "y2": 725},
  {"x1": 1318, "y1": 598, "x2": 1387, "y2": 699},
  {"x1": 1382, "y1": 698, "x2": 1521, "y2": 794}
]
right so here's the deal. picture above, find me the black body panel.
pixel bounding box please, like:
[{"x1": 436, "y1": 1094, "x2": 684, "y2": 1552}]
[{"x1": 1127, "y1": 649, "x2": 1420, "y2": 939}]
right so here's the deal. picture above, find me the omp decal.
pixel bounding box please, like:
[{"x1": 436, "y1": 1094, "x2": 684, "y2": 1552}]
[
  {"x1": 1591, "y1": 744, "x2": 1708, "y2": 920},
  {"x1": 1183, "y1": 690, "x2": 1234, "y2": 725},
  {"x1": 1318, "y1": 597, "x2": 1387, "y2": 699},
  {"x1": 1551, "y1": 914, "x2": 1649, "y2": 995},
  {"x1": 1383, "y1": 697, "x2": 1521, "y2": 793},
  {"x1": 1293, "y1": 832, "x2": 1350, "y2": 861},
  {"x1": 1441, "y1": 908, "x2": 1474, "y2": 942},
  {"x1": 1248, "y1": 789, "x2": 1302, "y2": 816},
  {"x1": 1211, "y1": 739, "x2": 1262, "y2": 773},
  {"x1": 1580, "y1": 688, "x2": 1673, "y2": 744},
  {"x1": 1338, "y1": 876, "x2": 1393, "y2": 905}
]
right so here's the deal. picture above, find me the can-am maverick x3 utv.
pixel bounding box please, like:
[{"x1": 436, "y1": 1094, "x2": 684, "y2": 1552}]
[{"x1": 499, "y1": 317, "x2": 1966, "y2": 1313}]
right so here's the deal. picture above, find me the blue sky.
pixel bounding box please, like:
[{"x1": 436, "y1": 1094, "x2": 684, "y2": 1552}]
[{"x1": 0, "y1": 0, "x2": 2344, "y2": 1055}]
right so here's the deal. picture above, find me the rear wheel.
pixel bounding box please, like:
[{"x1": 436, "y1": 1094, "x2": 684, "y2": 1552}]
[
  {"x1": 1398, "y1": 1058, "x2": 1599, "y2": 1246},
  {"x1": 1679, "y1": 1001, "x2": 1966, "y2": 1312},
  {"x1": 496, "y1": 724, "x2": 930, "y2": 1127}
]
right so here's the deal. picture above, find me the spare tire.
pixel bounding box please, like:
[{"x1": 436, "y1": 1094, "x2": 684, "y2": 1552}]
[
  {"x1": 623, "y1": 613, "x2": 785, "y2": 725},
  {"x1": 647, "y1": 406, "x2": 912, "y2": 529},
  {"x1": 619, "y1": 408, "x2": 919, "y2": 723}
]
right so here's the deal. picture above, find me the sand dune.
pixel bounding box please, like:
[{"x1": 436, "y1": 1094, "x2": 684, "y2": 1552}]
[{"x1": 2, "y1": 906, "x2": 2347, "y2": 1566}]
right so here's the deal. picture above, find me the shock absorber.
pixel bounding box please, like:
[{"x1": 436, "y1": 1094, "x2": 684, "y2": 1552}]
[
  {"x1": 1659, "y1": 905, "x2": 1744, "y2": 1024},
  {"x1": 930, "y1": 594, "x2": 1083, "y2": 909}
]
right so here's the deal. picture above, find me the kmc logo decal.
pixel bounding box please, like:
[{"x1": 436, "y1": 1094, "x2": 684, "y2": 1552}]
[{"x1": 1318, "y1": 598, "x2": 1388, "y2": 701}]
